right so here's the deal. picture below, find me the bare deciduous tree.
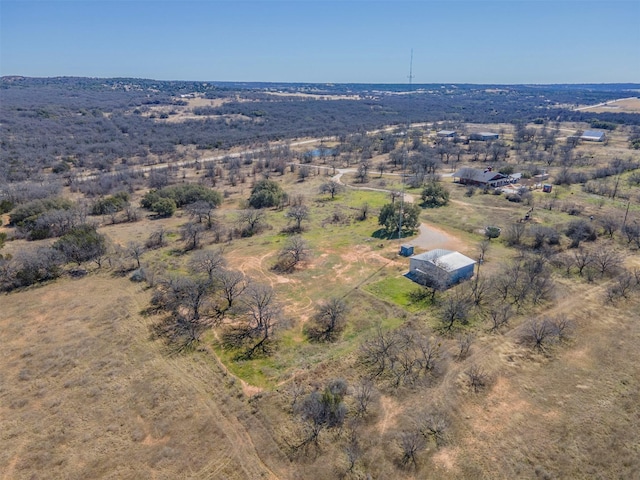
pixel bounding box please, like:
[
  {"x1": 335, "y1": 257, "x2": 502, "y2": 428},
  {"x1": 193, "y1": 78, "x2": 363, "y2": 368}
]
[
  {"x1": 549, "y1": 315, "x2": 574, "y2": 343},
  {"x1": 355, "y1": 160, "x2": 370, "y2": 183},
  {"x1": 456, "y1": 333, "x2": 474, "y2": 360},
  {"x1": 522, "y1": 318, "x2": 553, "y2": 351},
  {"x1": 599, "y1": 216, "x2": 620, "y2": 238},
  {"x1": 360, "y1": 327, "x2": 442, "y2": 388},
  {"x1": 360, "y1": 326, "x2": 399, "y2": 379},
  {"x1": 415, "y1": 410, "x2": 449, "y2": 447},
  {"x1": 319, "y1": 180, "x2": 344, "y2": 199},
  {"x1": 224, "y1": 283, "x2": 280, "y2": 358},
  {"x1": 124, "y1": 203, "x2": 140, "y2": 223},
  {"x1": 504, "y1": 222, "x2": 527, "y2": 247},
  {"x1": 592, "y1": 245, "x2": 622, "y2": 277},
  {"x1": 127, "y1": 241, "x2": 145, "y2": 269},
  {"x1": 477, "y1": 239, "x2": 491, "y2": 262},
  {"x1": 151, "y1": 275, "x2": 218, "y2": 351},
  {"x1": 238, "y1": 209, "x2": 267, "y2": 237},
  {"x1": 566, "y1": 219, "x2": 597, "y2": 248},
  {"x1": 297, "y1": 165, "x2": 311, "y2": 182},
  {"x1": 216, "y1": 268, "x2": 247, "y2": 313},
  {"x1": 289, "y1": 380, "x2": 305, "y2": 410},
  {"x1": 470, "y1": 273, "x2": 489, "y2": 307},
  {"x1": 189, "y1": 249, "x2": 225, "y2": 281},
  {"x1": 343, "y1": 426, "x2": 363, "y2": 473},
  {"x1": 185, "y1": 200, "x2": 218, "y2": 229},
  {"x1": 398, "y1": 430, "x2": 425, "y2": 468},
  {"x1": 291, "y1": 379, "x2": 348, "y2": 453},
  {"x1": 358, "y1": 202, "x2": 369, "y2": 221},
  {"x1": 465, "y1": 364, "x2": 488, "y2": 393},
  {"x1": 572, "y1": 247, "x2": 594, "y2": 276},
  {"x1": 605, "y1": 270, "x2": 638, "y2": 303},
  {"x1": 439, "y1": 289, "x2": 472, "y2": 331},
  {"x1": 285, "y1": 204, "x2": 310, "y2": 232},
  {"x1": 306, "y1": 297, "x2": 349, "y2": 342},
  {"x1": 274, "y1": 235, "x2": 310, "y2": 272},
  {"x1": 486, "y1": 302, "x2": 512, "y2": 333},
  {"x1": 622, "y1": 222, "x2": 640, "y2": 248},
  {"x1": 180, "y1": 221, "x2": 206, "y2": 251},
  {"x1": 389, "y1": 190, "x2": 402, "y2": 204},
  {"x1": 353, "y1": 377, "x2": 376, "y2": 417},
  {"x1": 145, "y1": 226, "x2": 167, "y2": 249}
]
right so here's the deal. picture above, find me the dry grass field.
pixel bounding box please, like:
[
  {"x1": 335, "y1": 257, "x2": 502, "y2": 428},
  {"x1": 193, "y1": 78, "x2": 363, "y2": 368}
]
[
  {"x1": 0, "y1": 275, "x2": 289, "y2": 479},
  {"x1": 577, "y1": 96, "x2": 640, "y2": 114},
  {"x1": 2, "y1": 119, "x2": 640, "y2": 479},
  {"x1": 451, "y1": 275, "x2": 640, "y2": 479}
]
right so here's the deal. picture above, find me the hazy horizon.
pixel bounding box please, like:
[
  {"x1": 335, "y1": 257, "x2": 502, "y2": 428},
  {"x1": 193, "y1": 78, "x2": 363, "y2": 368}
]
[{"x1": 3, "y1": 76, "x2": 640, "y2": 88}]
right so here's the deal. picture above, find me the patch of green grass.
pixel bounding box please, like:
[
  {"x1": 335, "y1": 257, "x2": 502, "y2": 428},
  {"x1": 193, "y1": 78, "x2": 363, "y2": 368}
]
[
  {"x1": 341, "y1": 189, "x2": 390, "y2": 210},
  {"x1": 364, "y1": 275, "x2": 430, "y2": 312},
  {"x1": 212, "y1": 342, "x2": 280, "y2": 389}
]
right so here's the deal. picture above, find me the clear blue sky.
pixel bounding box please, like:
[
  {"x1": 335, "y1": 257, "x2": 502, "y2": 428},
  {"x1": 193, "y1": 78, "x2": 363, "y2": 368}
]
[{"x1": 1, "y1": 0, "x2": 639, "y2": 83}]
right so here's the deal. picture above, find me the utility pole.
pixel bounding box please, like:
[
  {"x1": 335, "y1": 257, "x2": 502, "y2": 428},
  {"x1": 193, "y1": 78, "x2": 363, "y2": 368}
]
[
  {"x1": 398, "y1": 49, "x2": 413, "y2": 247},
  {"x1": 622, "y1": 199, "x2": 631, "y2": 230}
]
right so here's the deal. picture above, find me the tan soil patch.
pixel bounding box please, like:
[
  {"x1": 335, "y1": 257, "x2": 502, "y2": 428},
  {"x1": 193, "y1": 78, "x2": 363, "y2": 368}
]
[
  {"x1": 410, "y1": 222, "x2": 468, "y2": 252},
  {"x1": 431, "y1": 446, "x2": 460, "y2": 473},
  {"x1": 377, "y1": 395, "x2": 401, "y2": 435},
  {"x1": 466, "y1": 376, "x2": 533, "y2": 437}
]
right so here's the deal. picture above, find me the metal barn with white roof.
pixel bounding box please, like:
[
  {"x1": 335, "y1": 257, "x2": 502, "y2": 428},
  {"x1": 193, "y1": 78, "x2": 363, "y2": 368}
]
[
  {"x1": 409, "y1": 249, "x2": 476, "y2": 288},
  {"x1": 469, "y1": 132, "x2": 499, "y2": 141},
  {"x1": 436, "y1": 130, "x2": 457, "y2": 138},
  {"x1": 580, "y1": 130, "x2": 606, "y2": 142}
]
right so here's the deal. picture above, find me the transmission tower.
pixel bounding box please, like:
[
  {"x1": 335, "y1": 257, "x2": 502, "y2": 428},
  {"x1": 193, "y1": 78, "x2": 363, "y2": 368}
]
[{"x1": 408, "y1": 48, "x2": 414, "y2": 91}]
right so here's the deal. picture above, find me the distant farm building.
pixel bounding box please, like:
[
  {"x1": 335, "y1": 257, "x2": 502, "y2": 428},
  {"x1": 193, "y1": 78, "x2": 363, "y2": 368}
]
[
  {"x1": 408, "y1": 249, "x2": 476, "y2": 288},
  {"x1": 469, "y1": 132, "x2": 499, "y2": 141},
  {"x1": 580, "y1": 130, "x2": 606, "y2": 142},
  {"x1": 437, "y1": 130, "x2": 457, "y2": 138},
  {"x1": 453, "y1": 167, "x2": 516, "y2": 188},
  {"x1": 308, "y1": 147, "x2": 337, "y2": 157}
]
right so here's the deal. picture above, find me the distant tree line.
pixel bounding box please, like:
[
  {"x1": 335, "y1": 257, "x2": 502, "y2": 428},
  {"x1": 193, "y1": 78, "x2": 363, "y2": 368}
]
[{"x1": 3, "y1": 77, "x2": 638, "y2": 183}]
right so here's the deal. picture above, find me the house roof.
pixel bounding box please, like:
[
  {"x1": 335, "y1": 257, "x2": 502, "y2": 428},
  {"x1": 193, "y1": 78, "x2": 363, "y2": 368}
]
[
  {"x1": 411, "y1": 249, "x2": 476, "y2": 272},
  {"x1": 581, "y1": 130, "x2": 605, "y2": 139},
  {"x1": 437, "y1": 130, "x2": 456, "y2": 135},
  {"x1": 453, "y1": 168, "x2": 507, "y2": 183}
]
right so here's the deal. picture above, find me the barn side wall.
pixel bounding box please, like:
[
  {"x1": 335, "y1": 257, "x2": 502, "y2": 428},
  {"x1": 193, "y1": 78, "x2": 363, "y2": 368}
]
[{"x1": 449, "y1": 264, "x2": 475, "y2": 285}]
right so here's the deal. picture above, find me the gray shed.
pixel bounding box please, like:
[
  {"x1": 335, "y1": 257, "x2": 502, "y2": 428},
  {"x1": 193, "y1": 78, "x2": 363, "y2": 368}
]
[
  {"x1": 409, "y1": 249, "x2": 476, "y2": 288},
  {"x1": 399, "y1": 244, "x2": 414, "y2": 257}
]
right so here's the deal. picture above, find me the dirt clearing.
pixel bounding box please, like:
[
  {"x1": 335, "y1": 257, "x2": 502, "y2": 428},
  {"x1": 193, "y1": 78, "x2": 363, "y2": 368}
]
[{"x1": 410, "y1": 222, "x2": 468, "y2": 252}]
